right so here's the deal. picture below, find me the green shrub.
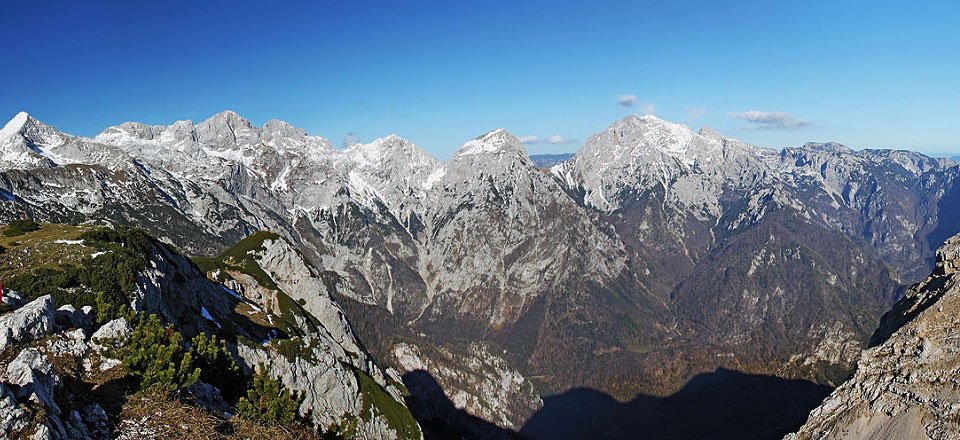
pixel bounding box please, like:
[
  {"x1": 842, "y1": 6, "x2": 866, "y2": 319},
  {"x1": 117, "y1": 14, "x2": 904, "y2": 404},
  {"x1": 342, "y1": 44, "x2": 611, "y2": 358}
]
[
  {"x1": 121, "y1": 313, "x2": 200, "y2": 392},
  {"x1": 235, "y1": 366, "x2": 303, "y2": 425},
  {"x1": 190, "y1": 333, "x2": 245, "y2": 402},
  {"x1": 3, "y1": 219, "x2": 40, "y2": 236},
  {"x1": 94, "y1": 290, "x2": 131, "y2": 326}
]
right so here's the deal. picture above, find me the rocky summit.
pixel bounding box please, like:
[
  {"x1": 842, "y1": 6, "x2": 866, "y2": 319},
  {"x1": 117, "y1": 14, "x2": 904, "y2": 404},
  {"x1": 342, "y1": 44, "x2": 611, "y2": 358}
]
[{"x1": 1, "y1": 110, "x2": 960, "y2": 439}]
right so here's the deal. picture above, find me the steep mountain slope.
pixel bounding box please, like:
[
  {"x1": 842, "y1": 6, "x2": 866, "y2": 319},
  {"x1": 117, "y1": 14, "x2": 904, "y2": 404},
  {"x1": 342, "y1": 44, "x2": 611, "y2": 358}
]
[
  {"x1": 549, "y1": 115, "x2": 929, "y2": 389},
  {"x1": 788, "y1": 233, "x2": 960, "y2": 439},
  {"x1": 420, "y1": 129, "x2": 627, "y2": 330}
]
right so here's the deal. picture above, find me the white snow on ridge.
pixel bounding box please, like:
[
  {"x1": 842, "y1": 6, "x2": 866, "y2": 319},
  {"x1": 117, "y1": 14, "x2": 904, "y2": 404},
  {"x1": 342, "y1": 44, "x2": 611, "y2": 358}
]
[
  {"x1": 456, "y1": 129, "x2": 516, "y2": 156},
  {"x1": 54, "y1": 239, "x2": 85, "y2": 245},
  {"x1": 0, "y1": 111, "x2": 29, "y2": 139}
]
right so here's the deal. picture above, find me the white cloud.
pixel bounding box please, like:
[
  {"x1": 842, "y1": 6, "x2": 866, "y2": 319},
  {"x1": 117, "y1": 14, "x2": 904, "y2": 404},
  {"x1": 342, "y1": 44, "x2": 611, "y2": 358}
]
[
  {"x1": 521, "y1": 134, "x2": 574, "y2": 146},
  {"x1": 730, "y1": 110, "x2": 813, "y2": 129},
  {"x1": 618, "y1": 95, "x2": 654, "y2": 115},
  {"x1": 617, "y1": 94, "x2": 638, "y2": 107}
]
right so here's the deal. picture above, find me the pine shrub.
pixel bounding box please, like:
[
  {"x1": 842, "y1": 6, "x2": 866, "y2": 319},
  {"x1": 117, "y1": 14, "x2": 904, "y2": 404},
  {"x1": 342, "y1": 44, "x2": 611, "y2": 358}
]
[
  {"x1": 190, "y1": 332, "x2": 245, "y2": 402},
  {"x1": 121, "y1": 313, "x2": 200, "y2": 392},
  {"x1": 235, "y1": 366, "x2": 303, "y2": 425}
]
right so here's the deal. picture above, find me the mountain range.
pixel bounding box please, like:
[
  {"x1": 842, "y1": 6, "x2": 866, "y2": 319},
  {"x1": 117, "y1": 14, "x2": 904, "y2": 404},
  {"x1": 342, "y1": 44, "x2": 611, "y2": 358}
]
[{"x1": 2, "y1": 109, "x2": 960, "y2": 438}]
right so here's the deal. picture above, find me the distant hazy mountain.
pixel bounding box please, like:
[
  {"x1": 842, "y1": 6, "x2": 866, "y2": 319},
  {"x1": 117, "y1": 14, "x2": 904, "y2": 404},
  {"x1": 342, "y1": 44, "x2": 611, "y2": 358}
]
[
  {"x1": 2, "y1": 110, "x2": 960, "y2": 437},
  {"x1": 528, "y1": 153, "x2": 574, "y2": 167}
]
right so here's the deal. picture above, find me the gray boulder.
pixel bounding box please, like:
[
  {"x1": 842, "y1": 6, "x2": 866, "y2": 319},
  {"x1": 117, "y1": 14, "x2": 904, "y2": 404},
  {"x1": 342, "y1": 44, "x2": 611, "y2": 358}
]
[
  {"x1": 0, "y1": 295, "x2": 55, "y2": 352},
  {"x1": 4, "y1": 348, "x2": 62, "y2": 415},
  {"x1": 91, "y1": 317, "x2": 131, "y2": 344},
  {"x1": 30, "y1": 424, "x2": 53, "y2": 440},
  {"x1": 187, "y1": 381, "x2": 229, "y2": 415}
]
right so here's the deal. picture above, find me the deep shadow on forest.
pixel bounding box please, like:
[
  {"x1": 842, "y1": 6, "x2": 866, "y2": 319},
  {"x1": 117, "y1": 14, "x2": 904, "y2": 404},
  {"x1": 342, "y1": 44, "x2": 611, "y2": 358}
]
[{"x1": 404, "y1": 368, "x2": 831, "y2": 440}]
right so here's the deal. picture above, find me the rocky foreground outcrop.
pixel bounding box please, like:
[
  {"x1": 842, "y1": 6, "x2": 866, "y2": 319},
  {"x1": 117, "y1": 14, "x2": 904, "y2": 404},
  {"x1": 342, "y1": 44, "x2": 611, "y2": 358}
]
[
  {"x1": 0, "y1": 294, "x2": 54, "y2": 352},
  {"x1": 788, "y1": 233, "x2": 960, "y2": 439},
  {"x1": 0, "y1": 296, "x2": 111, "y2": 439},
  {"x1": 0, "y1": 225, "x2": 421, "y2": 439}
]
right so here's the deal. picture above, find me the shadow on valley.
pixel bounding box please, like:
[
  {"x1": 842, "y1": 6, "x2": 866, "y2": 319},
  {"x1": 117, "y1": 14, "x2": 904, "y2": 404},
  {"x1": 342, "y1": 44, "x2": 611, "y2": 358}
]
[
  {"x1": 402, "y1": 368, "x2": 830, "y2": 440},
  {"x1": 520, "y1": 368, "x2": 831, "y2": 440},
  {"x1": 402, "y1": 370, "x2": 522, "y2": 440}
]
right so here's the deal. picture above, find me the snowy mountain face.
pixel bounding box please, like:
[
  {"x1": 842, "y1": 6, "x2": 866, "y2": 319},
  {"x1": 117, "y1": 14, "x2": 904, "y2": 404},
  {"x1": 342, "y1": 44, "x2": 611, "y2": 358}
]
[
  {"x1": 553, "y1": 115, "x2": 776, "y2": 217},
  {"x1": 3, "y1": 110, "x2": 960, "y2": 434}
]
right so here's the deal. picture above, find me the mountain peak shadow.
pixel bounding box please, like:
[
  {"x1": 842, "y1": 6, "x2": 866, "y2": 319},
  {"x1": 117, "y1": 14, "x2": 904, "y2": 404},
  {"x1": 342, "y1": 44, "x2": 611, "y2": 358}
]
[
  {"x1": 402, "y1": 369, "x2": 523, "y2": 440},
  {"x1": 520, "y1": 368, "x2": 831, "y2": 440}
]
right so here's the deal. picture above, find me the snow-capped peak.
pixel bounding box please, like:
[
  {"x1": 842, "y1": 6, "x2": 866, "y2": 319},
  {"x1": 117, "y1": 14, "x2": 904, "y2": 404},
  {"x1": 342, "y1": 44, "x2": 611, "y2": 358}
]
[
  {"x1": 344, "y1": 134, "x2": 444, "y2": 183},
  {"x1": 454, "y1": 128, "x2": 527, "y2": 158},
  {"x1": 345, "y1": 134, "x2": 409, "y2": 167},
  {"x1": 0, "y1": 111, "x2": 31, "y2": 139},
  {"x1": 0, "y1": 112, "x2": 83, "y2": 170}
]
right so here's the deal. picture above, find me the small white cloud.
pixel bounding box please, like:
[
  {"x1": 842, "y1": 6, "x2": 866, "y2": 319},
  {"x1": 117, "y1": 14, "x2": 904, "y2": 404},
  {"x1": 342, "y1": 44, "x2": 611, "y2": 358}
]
[
  {"x1": 522, "y1": 134, "x2": 575, "y2": 146},
  {"x1": 730, "y1": 110, "x2": 813, "y2": 130},
  {"x1": 519, "y1": 135, "x2": 540, "y2": 144},
  {"x1": 618, "y1": 95, "x2": 654, "y2": 115},
  {"x1": 617, "y1": 94, "x2": 638, "y2": 107}
]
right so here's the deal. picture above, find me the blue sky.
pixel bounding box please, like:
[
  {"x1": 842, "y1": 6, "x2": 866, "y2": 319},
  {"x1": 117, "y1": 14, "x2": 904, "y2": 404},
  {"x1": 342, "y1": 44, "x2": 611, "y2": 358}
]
[{"x1": 1, "y1": 1, "x2": 957, "y2": 158}]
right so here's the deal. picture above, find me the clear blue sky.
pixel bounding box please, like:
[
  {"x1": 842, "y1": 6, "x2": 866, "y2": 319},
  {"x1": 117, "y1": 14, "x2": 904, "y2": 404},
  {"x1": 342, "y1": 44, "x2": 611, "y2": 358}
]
[{"x1": 2, "y1": 1, "x2": 957, "y2": 158}]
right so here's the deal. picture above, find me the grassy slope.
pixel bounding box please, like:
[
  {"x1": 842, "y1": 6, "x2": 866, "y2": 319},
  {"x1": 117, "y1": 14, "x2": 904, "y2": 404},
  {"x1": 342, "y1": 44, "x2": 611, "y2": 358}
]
[{"x1": 0, "y1": 223, "x2": 99, "y2": 279}]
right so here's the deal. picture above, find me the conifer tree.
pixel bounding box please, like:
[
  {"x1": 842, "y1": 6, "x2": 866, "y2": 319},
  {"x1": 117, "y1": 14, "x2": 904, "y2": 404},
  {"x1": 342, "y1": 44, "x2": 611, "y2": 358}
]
[
  {"x1": 121, "y1": 313, "x2": 200, "y2": 392},
  {"x1": 236, "y1": 366, "x2": 303, "y2": 425}
]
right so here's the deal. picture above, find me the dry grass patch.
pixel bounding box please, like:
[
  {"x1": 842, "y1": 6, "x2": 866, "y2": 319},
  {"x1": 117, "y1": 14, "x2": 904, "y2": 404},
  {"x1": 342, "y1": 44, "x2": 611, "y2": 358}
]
[{"x1": 119, "y1": 390, "x2": 327, "y2": 440}]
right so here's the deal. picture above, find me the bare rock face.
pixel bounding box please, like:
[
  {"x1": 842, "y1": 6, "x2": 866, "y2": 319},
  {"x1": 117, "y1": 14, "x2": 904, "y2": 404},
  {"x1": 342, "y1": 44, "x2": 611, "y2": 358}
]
[
  {"x1": 392, "y1": 341, "x2": 542, "y2": 431},
  {"x1": 788, "y1": 233, "x2": 960, "y2": 439},
  {"x1": 0, "y1": 295, "x2": 55, "y2": 352},
  {"x1": 255, "y1": 236, "x2": 362, "y2": 354},
  {"x1": 4, "y1": 348, "x2": 62, "y2": 416},
  {"x1": 90, "y1": 317, "x2": 131, "y2": 342},
  {"x1": 421, "y1": 129, "x2": 627, "y2": 329},
  {"x1": 237, "y1": 342, "x2": 365, "y2": 432},
  {"x1": 210, "y1": 233, "x2": 420, "y2": 439}
]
